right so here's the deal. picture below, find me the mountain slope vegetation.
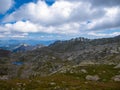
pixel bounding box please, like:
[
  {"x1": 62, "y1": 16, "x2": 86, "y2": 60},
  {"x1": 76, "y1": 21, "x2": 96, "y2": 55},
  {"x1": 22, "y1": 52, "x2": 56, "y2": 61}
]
[{"x1": 0, "y1": 35, "x2": 120, "y2": 89}]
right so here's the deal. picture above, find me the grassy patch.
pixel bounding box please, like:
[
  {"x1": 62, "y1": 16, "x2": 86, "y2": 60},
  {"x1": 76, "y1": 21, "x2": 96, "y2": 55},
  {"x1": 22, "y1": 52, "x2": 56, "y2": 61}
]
[{"x1": 0, "y1": 64, "x2": 120, "y2": 90}]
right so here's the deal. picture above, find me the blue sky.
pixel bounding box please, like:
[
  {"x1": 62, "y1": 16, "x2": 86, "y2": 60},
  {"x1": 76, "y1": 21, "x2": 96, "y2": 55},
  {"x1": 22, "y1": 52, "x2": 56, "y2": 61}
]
[{"x1": 0, "y1": 0, "x2": 120, "y2": 40}]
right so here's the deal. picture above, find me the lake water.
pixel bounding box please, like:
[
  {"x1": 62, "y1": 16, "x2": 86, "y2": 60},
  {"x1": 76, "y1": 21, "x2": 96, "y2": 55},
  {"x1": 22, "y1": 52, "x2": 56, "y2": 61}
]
[{"x1": 12, "y1": 61, "x2": 23, "y2": 65}]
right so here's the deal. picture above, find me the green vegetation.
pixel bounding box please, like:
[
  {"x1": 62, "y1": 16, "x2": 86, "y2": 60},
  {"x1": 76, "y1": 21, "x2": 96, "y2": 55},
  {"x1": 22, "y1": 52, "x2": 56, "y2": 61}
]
[
  {"x1": 64, "y1": 64, "x2": 120, "y2": 82},
  {"x1": 0, "y1": 64, "x2": 120, "y2": 90},
  {"x1": 0, "y1": 33, "x2": 120, "y2": 90}
]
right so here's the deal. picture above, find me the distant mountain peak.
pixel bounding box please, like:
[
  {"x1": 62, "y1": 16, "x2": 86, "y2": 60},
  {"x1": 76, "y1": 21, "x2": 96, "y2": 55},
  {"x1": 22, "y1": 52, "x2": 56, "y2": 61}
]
[
  {"x1": 20, "y1": 43, "x2": 29, "y2": 47},
  {"x1": 70, "y1": 37, "x2": 90, "y2": 42}
]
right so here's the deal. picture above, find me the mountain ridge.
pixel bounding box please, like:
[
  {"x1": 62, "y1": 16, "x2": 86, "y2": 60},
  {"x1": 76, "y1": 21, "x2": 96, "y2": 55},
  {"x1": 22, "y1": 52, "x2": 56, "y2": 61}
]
[{"x1": 0, "y1": 35, "x2": 120, "y2": 79}]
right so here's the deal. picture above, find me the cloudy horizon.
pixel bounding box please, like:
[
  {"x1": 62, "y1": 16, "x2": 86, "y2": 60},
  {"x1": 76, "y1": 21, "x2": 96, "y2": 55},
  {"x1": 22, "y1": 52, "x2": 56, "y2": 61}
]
[{"x1": 0, "y1": 0, "x2": 120, "y2": 40}]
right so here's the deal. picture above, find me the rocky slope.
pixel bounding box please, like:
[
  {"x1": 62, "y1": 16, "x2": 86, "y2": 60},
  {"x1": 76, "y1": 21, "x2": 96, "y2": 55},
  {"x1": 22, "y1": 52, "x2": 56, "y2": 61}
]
[
  {"x1": 12, "y1": 43, "x2": 45, "y2": 53},
  {"x1": 2, "y1": 35, "x2": 118, "y2": 78},
  {"x1": 48, "y1": 35, "x2": 120, "y2": 64},
  {"x1": 0, "y1": 35, "x2": 120, "y2": 89}
]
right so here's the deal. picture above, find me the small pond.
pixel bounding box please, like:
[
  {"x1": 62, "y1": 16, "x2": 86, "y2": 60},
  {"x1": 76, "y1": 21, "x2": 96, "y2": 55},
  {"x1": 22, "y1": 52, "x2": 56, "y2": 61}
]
[{"x1": 12, "y1": 61, "x2": 24, "y2": 65}]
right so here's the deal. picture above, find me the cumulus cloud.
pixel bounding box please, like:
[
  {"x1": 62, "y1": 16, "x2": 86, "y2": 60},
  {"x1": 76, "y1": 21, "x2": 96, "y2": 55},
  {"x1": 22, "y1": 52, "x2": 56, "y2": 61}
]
[
  {"x1": 0, "y1": 31, "x2": 28, "y2": 39},
  {"x1": 66, "y1": 0, "x2": 120, "y2": 7},
  {"x1": 88, "y1": 32, "x2": 120, "y2": 37},
  {"x1": 0, "y1": 0, "x2": 14, "y2": 14},
  {"x1": 0, "y1": 0, "x2": 120, "y2": 39},
  {"x1": 3, "y1": 0, "x2": 106, "y2": 25},
  {"x1": 5, "y1": 21, "x2": 38, "y2": 33},
  {"x1": 87, "y1": 7, "x2": 120, "y2": 31},
  {"x1": 87, "y1": 0, "x2": 120, "y2": 7},
  {"x1": 0, "y1": 20, "x2": 80, "y2": 34},
  {"x1": 3, "y1": 0, "x2": 78, "y2": 25}
]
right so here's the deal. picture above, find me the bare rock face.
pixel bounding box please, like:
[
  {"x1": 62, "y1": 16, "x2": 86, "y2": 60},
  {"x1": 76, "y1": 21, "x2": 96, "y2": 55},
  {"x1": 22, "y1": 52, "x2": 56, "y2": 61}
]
[
  {"x1": 0, "y1": 75, "x2": 8, "y2": 80},
  {"x1": 49, "y1": 82, "x2": 56, "y2": 86},
  {"x1": 110, "y1": 50, "x2": 119, "y2": 54},
  {"x1": 81, "y1": 69, "x2": 87, "y2": 73},
  {"x1": 112, "y1": 75, "x2": 120, "y2": 82},
  {"x1": 67, "y1": 57, "x2": 73, "y2": 61},
  {"x1": 114, "y1": 64, "x2": 120, "y2": 69},
  {"x1": 86, "y1": 75, "x2": 100, "y2": 81}
]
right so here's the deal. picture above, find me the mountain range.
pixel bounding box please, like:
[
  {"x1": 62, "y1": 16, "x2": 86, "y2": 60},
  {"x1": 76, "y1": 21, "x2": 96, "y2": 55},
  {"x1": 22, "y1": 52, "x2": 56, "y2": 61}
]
[
  {"x1": 0, "y1": 39, "x2": 55, "y2": 51},
  {"x1": 0, "y1": 35, "x2": 118, "y2": 77},
  {"x1": 0, "y1": 35, "x2": 120, "y2": 89}
]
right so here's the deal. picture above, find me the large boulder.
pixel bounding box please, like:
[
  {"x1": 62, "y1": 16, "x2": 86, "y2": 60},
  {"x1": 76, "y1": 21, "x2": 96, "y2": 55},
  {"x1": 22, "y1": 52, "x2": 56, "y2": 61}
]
[
  {"x1": 0, "y1": 75, "x2": 8, "y2": 80},
  {"x1": 81, "y1": 69, "x2": 87, "y2": 73},
  {"x1": 114, "y1": 64, "x2": 120, "y2": 69},
  {"x1": 86, "y1": 75, "x2": 100, "y2": 81},
  {"x1": 112, "y1": 75, "x2": 120, "y2": 82}
]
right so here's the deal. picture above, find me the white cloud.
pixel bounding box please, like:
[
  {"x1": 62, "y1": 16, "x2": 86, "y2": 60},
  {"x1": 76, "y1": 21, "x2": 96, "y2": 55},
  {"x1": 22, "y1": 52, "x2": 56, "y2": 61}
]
[
  {"x1": 87, "y1": 7, "x2": 120, "y2": 30},
  {"x1": 0, "y1": 0, "x2": 14, "y2": 14},
  {"x1": 11, "y1": 35, "x2": 26, "y2": 38},
  {"x1": 3, "y1": 0, "x2": 106, "y2": 26},
  {"x1": 5, "y1": 21, "x2": 38, "y2": 32},
  {"x1": 0, "y1": 0, "x2": 120, "y2": 39},
  {"x1": 3, "y1": 0, "x2": 76, "y2": 25},
  {"x1": 0, "y1": 31, "x2": 29, "y2": 39},
  {"x1": 1, "y1": 20, "x2": 80, "y2": 34},
  {"x1": 88, "y1": 32, "x2": 120, "y2": 37},
  {"x1": 0, "y1": 35, "x2": 5, "y2": 38}
]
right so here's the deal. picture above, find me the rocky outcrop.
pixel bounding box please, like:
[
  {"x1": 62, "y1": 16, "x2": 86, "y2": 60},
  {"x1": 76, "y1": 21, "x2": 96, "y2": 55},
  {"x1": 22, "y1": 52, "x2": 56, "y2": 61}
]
[
  {"x1": 114, "y1": 63, "x2": 120, "y2": 69},
  {"x1": 81, "y1": 69, "x2": 87, "y2": 73},
  {"x1": 85, "y1": 75, "x2": 100, "y2": 81},
  {"x1": 0, "y1": 35, "x2": 120, "y2": 79},
  {"x1": 112, "y1": 75, "x2": 120, "y2": 82},
  {"x1": 0, "y1": 75, "x2": 8, "y2": 80}
]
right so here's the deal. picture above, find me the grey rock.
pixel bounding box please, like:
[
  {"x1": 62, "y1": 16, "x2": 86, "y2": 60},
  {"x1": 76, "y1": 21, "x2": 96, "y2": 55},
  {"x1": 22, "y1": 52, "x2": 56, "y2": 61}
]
[
  {"x1": 112, "y1": 75, "x2": 120, "y2": 82},
  {"x1": 81, "y1": 69, "x2": 87, "y2": 73},
  {"x1": 0, "y1": 75, "x2": 8, "y2": 80},
  {"x1": 49, "y1": 82, "x2": 56, "y2": 86},
  {"x1": 86, "y1": 75, "x2": 100, "y2": 81},
  {"x1": 114, "y1": 63, "x2": 120, "y2": 69}
]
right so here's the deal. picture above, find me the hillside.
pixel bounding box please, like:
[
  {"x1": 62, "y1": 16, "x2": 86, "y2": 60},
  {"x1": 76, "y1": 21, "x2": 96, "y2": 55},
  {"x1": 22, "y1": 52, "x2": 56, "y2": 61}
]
[
  {"x1": 0, "y1": 35, "x2": 120, "y2": 90},
  {"x1": 6, "y1": 35, "x2": 120, "y2": 77},
  {"x1": 48, "y1": 35, "x2": 120, "y2": 64}
]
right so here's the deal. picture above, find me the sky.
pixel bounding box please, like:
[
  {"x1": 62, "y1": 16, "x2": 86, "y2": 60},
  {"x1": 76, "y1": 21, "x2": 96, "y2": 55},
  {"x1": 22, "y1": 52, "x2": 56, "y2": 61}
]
[{"x1": 0, "y1": 0, "x2": 120, "y2": 40}]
